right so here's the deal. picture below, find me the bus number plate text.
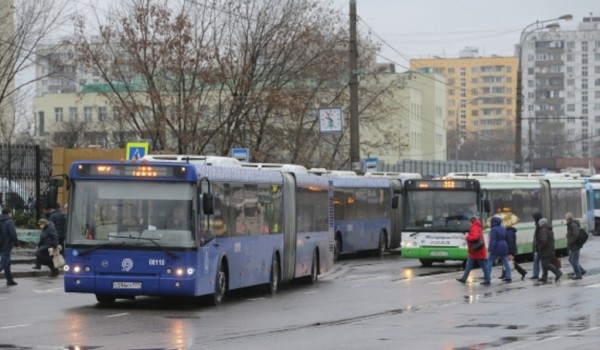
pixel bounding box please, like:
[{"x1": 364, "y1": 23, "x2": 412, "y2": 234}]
[
  {"x1": 430, "y1": 251, "x2": 449, "y2": 257},
  {"x1": 113, "y1": 282, "x2": 142, "y2": 289}
]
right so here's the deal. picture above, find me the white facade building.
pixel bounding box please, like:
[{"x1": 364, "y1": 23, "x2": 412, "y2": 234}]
[{"x1": 522, "y1": 17, "x2": 600, "y2": 159}]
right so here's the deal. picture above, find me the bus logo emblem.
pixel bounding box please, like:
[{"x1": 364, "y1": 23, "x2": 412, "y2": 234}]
[{"x1": 122, "y1": 258, "x2": 134, "y2": 272}]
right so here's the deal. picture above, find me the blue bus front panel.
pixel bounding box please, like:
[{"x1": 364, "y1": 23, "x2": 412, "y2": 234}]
[{"x1": 63, "y1": 248, "x2": 216, "y2": 297}]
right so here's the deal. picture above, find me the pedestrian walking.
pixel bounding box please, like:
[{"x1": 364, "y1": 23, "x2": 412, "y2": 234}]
[
  {"x1": 565, "y1": 212, "x2": 586, "y2": 280},
  {"x1": 537, "y1": 218, "x2": 562, "y2": 283},
  {"x1": 456, "y1": 215, "x2": 490, "y2": 284},
  {"x1": 529, "y1": 211, "x2": 543, "y2": 280},
  {"x1": 485, "y1": 216, "x2": 512, "y2": 283},
  {"x1": 33, "y1": 218, "x2": 60, "y2": 277},
  {"x1": 49, "y1": 202, "x2": 67, "y2": 254},
  {"x1": 0, "y1": 208, "x2": 19, "y2": 286},
  {"x1": 501, "y1": 223, "x2": 527, "y2": 280}
]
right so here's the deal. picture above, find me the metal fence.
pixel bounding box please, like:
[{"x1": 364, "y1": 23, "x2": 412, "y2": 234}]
[{"x1": 0, "y1": 144, "x2": 52, "y2": 214}]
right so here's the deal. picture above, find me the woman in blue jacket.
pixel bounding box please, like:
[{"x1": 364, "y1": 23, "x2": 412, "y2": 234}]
[{"x1": 484, "y1": 216, "x2": 512, "y2": 283}]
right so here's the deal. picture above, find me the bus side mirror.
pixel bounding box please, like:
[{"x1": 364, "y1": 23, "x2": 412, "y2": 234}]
[
  {"x1": 202, "y1": 193, "x2": 214, "y2": 215},
  {"x1": 47, "y1": 177, "x2": 65, "y2": 210},
  {"x1": 391, "y1": 196, "x2": 399, "y2": 209}
]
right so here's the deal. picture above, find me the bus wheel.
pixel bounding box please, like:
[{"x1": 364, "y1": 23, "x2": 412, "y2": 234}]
[
  {"x1": 269, "y1": 255, "x2": 279, "y2": 295},
  {"x1": 95, "y1": 294, "x2": 116, "y2": 304},
  {"x1": 211, "y1": 263, "x2": 227, "y2": 306},
  {"x1": 377, "y1": 232, "x2": 388, "y2": 257},
  {"x1": 419, "y1": 259, "x2": 433, "y2": 267},
  {"x1": 307, "y1": 249, "x2": 319, "y2": 284},
  {"x1": 334, "y1": 236, "x2": 341, "y2": 262}
]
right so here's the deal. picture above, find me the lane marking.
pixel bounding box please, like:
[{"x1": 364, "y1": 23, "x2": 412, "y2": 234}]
[
  {"x1": 105, "y1": 313, "x2": 129, "y2": 318},
  {"x1": 1, "y1": 324, "x2": 31, "y2": 330}
]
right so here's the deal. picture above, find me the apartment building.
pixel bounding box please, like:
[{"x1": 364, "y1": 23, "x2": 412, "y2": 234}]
[
  {"x1": 410, "y1": 51, "x2": 518, "y2": 161},
  {"x1": 521, "y1": 17, "x2": 600, "y2": 159}
]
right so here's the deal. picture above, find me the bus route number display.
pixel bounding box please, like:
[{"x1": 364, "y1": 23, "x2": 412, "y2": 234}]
[{"x1": 407, "y1": 180, "x2": 477, "y2": 190}]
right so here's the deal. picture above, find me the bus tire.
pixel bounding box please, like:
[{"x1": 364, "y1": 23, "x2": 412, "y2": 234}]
[
  {"x1": 419, "y1": 259, "x2": 433, "y2": 267},
  {"x1": 268, "y1": 255, "x2": 280, "y2": 296},
  {"x1": 95, "y1": 294, "x2": 116, "y2": 304},
  {"x1": 334, "y1": 234, "x2": 342, "y2": 262},
  {"x1": 377, "y1": 231, "x2": 388, "y2": 257},
  {"x1": 211, "y1": 263, "x2": 227, "y2": 306}
]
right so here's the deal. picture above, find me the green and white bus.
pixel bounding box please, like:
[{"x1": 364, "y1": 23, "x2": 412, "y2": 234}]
[{"x1": 400, "y1": 174, "x2": 587, "y2": 267}]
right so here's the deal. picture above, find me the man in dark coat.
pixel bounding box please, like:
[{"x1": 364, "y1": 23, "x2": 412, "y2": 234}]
[
  {"x1": 49, "y1": 203, "x2": 67, "y2": 253},
  {"x1": 33, "y1": 218, "x2": 60, "y2": 277},
  {"x1": 0, "y1": 208, "x2": 19, "y2": 286},
  {"x1": 537, "y1": 218, "x2": 562, "y2": 283},
  {"x1": 566, "y1": 212, "x2": 586, "y2": 279},
  {"x1": 530, "y1": 211, "x2": 543, "y2": 279}
]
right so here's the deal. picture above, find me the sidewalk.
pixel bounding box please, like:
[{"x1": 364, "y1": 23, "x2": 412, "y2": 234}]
[{"x1": 0, "y1": 248, "x2": 59, "y2": 280}]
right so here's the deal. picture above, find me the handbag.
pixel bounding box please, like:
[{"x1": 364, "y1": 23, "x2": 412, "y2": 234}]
[
  {"x1": 49, "y1": 246, "x2": 65, "y2": 269},
  {"x1": 470, "y1": 236, "x2": 485, "y2": 251},
  {"x1": 551, "y1": 257, "x2": 561, "y2": 269}
]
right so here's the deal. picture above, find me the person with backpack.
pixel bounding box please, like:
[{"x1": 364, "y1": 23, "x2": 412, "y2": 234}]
[
  {"x1": 0, "y1": 208, "x2": 19, "y2": 286},
  {"x1": 565, "y1": 212, "x2": 586, "y2": 280}
]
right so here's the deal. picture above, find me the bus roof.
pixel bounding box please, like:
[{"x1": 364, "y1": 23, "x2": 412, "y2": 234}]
[
  {"x1": 240, "y1": 163, "x2": 308, "y2": 173},
  {"x1": 444, "y1": 172, "x2": 515, "y2": 179},
  {"x1": 141, "y1": 154, "x2": 242, "y2": 167},
  {"x1": 364, "y1": 171, "x2": 422, "y2": 180}
]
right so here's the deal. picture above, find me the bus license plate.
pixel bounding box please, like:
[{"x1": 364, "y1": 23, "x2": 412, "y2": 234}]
[
  {"x1": 430, "y1": 251, "x2": 448, "y2": 257},
  {"x1": 113, "y1": 282, "x2": 142, "y2": 289}
]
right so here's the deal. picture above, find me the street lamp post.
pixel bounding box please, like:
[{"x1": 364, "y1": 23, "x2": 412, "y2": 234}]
[{"x1": 515, "y1": 14, "x2": 572, "y2": 172}]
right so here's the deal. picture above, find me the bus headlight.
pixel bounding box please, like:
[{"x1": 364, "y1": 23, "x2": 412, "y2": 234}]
[{"x1": 186, "y1": 267, "x2": 195, "y2": 276}]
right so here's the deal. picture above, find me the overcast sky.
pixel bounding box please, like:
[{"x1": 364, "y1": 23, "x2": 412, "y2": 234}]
[{"x1": 331, "y1": 0, "x2": 598, "y2": 70}]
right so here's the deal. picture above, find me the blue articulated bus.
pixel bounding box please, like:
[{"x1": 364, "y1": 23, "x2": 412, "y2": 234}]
[
  {"x1": 58, "y1": 159, "x2": 334, "y2": 305},
  {"x1": 328, "y1": 175, "x2": 400, "y2": 261}
]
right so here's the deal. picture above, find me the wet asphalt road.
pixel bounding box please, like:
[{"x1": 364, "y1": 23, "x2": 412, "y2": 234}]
[{"x1": 2, "y1": 239, "x2": 600, "y2": 350}]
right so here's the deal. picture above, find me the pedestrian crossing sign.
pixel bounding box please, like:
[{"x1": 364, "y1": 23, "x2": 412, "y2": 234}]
[{"x1": 126, "y1": 142, "x2": 149, "y2": 160}]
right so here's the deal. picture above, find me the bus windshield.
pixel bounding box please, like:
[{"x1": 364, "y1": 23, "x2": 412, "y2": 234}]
[
  {"x1": 67, "y1": 181, "x2": 196, "y2": 248},
  {"x1": 404, "y1": 190, "x2": 478, "y2": 232}
]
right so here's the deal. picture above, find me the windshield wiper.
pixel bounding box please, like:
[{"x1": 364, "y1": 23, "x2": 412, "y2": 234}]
[
  {"x1": 79, "y1": 241, "x2": 125, "y2": 256},
  {"x1": 117, "y1": 234, "x2": 179, "y2": 259}
]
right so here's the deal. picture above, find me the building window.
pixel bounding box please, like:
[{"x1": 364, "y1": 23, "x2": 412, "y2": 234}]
[
  {"x1": 567, "y1": 104, "x2": 575, "y2": 112},
  {"x1": 98, "y1": 107, "x2": 107, "y2": 121},
  {"x1": 84, "y1": 107, "x2": 93, "y2": 121},
  {"x1": 55, "y1": 107, "x2": 63, "y2": 122},
  {"x1": 69, "y1": 107, "x2": 78, "y2": 122},
  {"x1": 448, "y1": 68, "x2": 455, "y2": 74},
  {"x1": 38, "y1": 111, "x2": 45, "y2": 136}
]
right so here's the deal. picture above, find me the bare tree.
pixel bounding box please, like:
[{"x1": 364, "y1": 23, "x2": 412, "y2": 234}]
[
  {"x1": 72, "y1": 0, "x2": 396, "y2": 168},
  {"x1": 0, "y1": 0, "x2": 69, "y2": 144}
]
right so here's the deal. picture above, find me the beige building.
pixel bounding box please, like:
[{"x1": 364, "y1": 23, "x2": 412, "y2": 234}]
[
  {"x1": 360, "y1": 71, "x2": 447, "y2": 163},
  {"x1": 34, "y1": 72, "x2": 447, "y2": 163},
  {"x1": 33, "y1": 90, "x2": 136, "y2": 148},
  {"x1": 410, "y1": 51, "x2": 518, "y2": 161}
]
